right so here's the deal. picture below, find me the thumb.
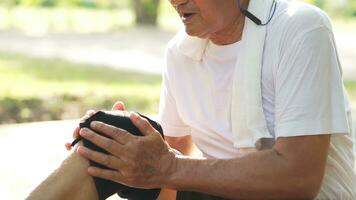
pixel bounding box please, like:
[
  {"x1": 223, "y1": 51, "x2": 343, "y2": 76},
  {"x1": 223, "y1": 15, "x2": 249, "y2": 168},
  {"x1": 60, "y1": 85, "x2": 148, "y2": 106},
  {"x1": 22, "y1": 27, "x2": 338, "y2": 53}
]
[
  {"x1": 130, "y1": 112, "x2": 156, "y2": 136},
  {"x1": 112, "y1": 101, "x2": 125, "y2": 111}
]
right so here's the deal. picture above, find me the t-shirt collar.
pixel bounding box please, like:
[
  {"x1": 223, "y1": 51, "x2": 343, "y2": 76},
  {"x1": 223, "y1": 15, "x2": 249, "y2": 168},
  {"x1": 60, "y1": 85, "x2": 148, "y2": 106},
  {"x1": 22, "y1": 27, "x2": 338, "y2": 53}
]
[
  {"x1": 176, "y1": 31, "x2": 240, "y2": 62},
  {"x1": 176, "y1": 31, "x2": 208, "y2": 61},
  {"x1": 205, "y1": 40, "x2": 241, "y2": 61}
]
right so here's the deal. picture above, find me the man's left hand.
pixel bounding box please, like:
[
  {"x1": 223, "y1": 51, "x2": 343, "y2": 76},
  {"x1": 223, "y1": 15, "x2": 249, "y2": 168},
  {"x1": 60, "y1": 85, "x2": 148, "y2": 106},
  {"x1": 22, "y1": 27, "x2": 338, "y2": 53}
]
[{"x1": 76, "y1": 112, "x2": 177, "y2": 189}]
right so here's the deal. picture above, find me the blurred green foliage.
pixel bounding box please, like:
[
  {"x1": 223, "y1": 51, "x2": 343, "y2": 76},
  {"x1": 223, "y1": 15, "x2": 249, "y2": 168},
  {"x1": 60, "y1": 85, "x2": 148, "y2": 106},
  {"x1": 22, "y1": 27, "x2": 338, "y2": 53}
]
[
  {"x1": 0, "y1": 53, "x2": 161, "y2": 124},
  {"x1": 132, "y1": 0, "x2": 160, "y2": 24},
  {"x1": 0, "y1": 0, "x2": 355, "y2": 17},
  {"x1": 0, "y1": 0, "x2": 128, "y2": 9},
  {"x1": 303, "y1": 0, "x2": 355, "y2": 16},
  {"x1": 0, "y1": 7, "x2": 134, "y2": 33}
]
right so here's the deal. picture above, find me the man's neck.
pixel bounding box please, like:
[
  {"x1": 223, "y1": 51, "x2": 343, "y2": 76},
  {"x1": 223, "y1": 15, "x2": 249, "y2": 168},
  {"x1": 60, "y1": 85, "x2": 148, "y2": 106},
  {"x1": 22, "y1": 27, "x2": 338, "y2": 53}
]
[
  {"x1": 209, "y1": 15, "x2": 245, "y2": 45},
  {"x1": 209, "y1": 0, "x2": 250, "y2": 45}
]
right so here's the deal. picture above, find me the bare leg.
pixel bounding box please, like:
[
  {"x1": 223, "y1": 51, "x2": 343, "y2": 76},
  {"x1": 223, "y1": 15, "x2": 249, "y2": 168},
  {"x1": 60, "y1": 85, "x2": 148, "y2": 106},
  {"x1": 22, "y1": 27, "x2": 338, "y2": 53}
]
[
  {"x1": 26, "y1": 147, "x2": 98, "y2": 200},
  {"x1": 25, "y1": 146, "x2": 177, "y2": 200}
]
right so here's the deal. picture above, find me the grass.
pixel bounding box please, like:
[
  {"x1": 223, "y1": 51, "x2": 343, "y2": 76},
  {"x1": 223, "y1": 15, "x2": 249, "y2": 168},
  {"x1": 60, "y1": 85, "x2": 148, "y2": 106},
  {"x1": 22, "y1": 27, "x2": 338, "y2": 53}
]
[
  {"x1": 0, "y1": 53, "x2": 161, "y2": 124},
  {"x1": 1, "y1": 52, "x2": 356, "y2": 124}
]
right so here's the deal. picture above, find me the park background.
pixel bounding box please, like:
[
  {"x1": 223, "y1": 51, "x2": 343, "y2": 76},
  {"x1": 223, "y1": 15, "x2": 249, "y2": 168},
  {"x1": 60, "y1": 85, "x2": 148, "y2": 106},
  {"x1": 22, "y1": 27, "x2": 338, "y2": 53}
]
[{"x1": 0, "y1": 0, "x2": 355, "y2": 199}]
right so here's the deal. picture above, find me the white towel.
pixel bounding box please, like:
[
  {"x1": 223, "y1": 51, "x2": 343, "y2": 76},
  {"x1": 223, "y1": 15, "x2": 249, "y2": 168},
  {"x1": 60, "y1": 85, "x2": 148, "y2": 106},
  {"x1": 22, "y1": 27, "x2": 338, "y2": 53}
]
[{"x1": 176, "y1": 0, "x2": 275, "y2": 153}]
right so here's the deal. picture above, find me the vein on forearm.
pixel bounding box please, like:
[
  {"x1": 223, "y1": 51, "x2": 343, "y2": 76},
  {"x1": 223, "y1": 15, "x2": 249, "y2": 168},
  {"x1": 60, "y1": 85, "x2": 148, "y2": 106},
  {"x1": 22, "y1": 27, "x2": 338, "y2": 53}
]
[{"x1": 166, "y1": 149, "x2": 311, "y2": 200}]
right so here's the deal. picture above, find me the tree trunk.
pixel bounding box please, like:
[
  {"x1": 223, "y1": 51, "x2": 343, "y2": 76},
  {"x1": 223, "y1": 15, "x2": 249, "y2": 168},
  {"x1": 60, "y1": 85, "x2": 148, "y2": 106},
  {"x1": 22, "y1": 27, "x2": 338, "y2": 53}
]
[{"x1": 133, "y1": 0, "x2": 160, "y2": 25}]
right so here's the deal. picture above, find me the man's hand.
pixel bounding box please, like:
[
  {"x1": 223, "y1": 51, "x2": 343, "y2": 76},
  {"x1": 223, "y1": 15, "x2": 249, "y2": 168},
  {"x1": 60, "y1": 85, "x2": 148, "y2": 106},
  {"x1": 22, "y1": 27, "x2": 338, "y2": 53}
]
[
  {"x1": 76, "y1": 112, "x2": 177, "y2": 189},
  {"x1": 65, "y1": 101, "x2": 126, "y2": 150}
]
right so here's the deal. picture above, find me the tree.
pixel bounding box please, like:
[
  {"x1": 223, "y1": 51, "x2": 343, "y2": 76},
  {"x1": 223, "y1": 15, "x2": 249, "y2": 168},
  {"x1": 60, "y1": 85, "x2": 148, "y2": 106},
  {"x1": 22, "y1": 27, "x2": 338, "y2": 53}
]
[{"x1": 132, "y1": 0, "x2": 160, "y2": 25}]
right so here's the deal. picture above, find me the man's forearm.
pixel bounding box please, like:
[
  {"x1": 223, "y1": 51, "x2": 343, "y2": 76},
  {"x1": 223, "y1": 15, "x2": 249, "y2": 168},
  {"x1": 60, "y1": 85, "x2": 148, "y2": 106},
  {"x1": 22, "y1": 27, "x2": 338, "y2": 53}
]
[
  {"x1": 26, "y1": 150, "x2": 98, "y2": 200},
  {"x1": 164, "y1": 149, "x2": 318, "y2": 200}
]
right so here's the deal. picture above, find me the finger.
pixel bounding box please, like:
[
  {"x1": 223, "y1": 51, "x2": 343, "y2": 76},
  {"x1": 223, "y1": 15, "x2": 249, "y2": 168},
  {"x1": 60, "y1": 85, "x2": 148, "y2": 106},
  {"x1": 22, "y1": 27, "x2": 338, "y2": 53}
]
[
  {"x1": 87, "y1": 167, "x2": 125, "y2": 184},
  {"x1": 80, "y1": 110, "x2": 96, "y2": 122},
  {"x1": 90, "y1": 121, "x2": 135, "y2": 144},
  {"x1": 112, "y1": 101, "x2": 125, "y2": 111},
  {"x1": 65, "y1": 143, "x2": 72, "y2": 151},
  {"x1": 73, "y1": 110, "x2": 97, "y2": 139},
  {"x1": 130, "y1": 112, "x2": 156, "y2": 136},
  {"x1": 86, "y1": 109, "x2": 96, "y2": 116},
  {"x1": 72, "y1": 126, "x2": 80, "y2": 139},
  {"x1": 77, "y1": 146, "x2": 123, "y2": 169},
  {"x1": 79, "y1": 128, "x2": 124, "y2": 156}
]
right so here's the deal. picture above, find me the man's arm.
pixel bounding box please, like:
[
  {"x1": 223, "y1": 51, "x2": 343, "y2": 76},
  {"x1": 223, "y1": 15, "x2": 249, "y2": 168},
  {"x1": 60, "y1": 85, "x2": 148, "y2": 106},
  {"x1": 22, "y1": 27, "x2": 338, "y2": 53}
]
[
  {"x1": 77, "y1": 114, "x2": 331, "y2": 200},
  {"x1": 166, "y1": 135, "x2": 330, "y2": 200},
  {"x1": 26, "y1": 147, "x2": 98, "y2": 200}
]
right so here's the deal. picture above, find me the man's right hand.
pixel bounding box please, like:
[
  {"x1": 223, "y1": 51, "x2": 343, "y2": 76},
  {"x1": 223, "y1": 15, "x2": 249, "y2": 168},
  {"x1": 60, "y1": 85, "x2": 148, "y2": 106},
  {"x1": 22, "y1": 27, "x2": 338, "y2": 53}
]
[{"x1": 65, "y1": 101, "x2": 126, "y2": 150}]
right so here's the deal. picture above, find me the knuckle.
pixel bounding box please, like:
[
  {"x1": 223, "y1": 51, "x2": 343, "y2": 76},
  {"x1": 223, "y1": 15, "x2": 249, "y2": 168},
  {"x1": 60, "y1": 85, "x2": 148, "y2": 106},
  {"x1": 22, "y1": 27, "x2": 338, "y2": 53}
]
[
  {"x1": 95, "y1": 168, "x2": 103, "y2": 176},
  {"x1": 104, "y1": 155, "x2": 112, "y2": 166},
  {"x1": 86, "y1": 130, "x2": 95, "y2": 139},
  {"x1": 141, "y1": 118, "x2": 149, "y2": 125},
  {"x1": 137, "y1": 120, "x2": 149, "y2": 129},
  {"x1": 112, "y1": 128, "x2": 122, "y2": 137},
  {"x1": 104, "y1": 140, "x2": 115, "y2": 150},
  {"x1": 85, "y1": 149, "x2": 94, "y2": 157},
  {"x1": 123, "y1": 132, "x2": 133, "y2": 140},
  {"x1": 136, "y1": 139, "x2": 145, "y2": 149}
]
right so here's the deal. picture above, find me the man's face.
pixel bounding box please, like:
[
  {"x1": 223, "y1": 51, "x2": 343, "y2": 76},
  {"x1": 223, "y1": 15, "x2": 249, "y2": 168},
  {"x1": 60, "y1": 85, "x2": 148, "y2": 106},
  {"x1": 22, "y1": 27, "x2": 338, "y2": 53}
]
[{"x1": 171, "y1": 0, "x2": 237, "y2": 38}]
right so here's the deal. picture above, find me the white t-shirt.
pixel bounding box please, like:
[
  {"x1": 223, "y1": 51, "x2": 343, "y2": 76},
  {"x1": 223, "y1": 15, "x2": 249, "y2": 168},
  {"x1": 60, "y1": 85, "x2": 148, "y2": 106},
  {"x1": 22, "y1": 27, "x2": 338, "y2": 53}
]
[{"x1": 158, "y1": 0, "x2": 356, "y2": 198}]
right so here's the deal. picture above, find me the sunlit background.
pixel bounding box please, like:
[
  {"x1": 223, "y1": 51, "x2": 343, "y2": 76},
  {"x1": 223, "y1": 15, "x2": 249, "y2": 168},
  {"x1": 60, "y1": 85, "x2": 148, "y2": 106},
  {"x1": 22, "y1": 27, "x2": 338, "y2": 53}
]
[{"x1": 0, "y1": 0, "x2": 355, "y2": 199}]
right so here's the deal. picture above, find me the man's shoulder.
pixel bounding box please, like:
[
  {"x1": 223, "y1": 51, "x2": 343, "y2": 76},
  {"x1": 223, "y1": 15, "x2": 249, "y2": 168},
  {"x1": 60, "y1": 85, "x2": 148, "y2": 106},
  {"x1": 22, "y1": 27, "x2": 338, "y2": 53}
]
[{"x1": 271, "y1": 0, "x2": 333, "y2": 33}]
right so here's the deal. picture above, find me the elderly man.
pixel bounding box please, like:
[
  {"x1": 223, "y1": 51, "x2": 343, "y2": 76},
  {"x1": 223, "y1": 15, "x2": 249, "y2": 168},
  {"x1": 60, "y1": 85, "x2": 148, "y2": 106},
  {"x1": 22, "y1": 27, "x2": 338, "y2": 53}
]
[{"x1": 28, "y1": 0, "x2": 356, "y2": 199}]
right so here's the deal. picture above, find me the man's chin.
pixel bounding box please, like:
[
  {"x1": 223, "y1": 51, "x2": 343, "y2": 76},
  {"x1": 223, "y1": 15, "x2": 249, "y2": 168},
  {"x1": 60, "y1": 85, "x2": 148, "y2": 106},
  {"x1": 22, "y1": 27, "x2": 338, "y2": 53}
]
[{"x1": 184, "y1": 27, "x2": 209, "y2": 39}]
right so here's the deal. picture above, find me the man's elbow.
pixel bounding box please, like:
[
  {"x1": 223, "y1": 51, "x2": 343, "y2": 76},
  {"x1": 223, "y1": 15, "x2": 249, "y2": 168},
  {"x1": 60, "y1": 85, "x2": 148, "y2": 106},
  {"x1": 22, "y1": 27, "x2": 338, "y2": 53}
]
[
  {"x1": 285, "y1": 168, "x2": 324, "y2": 199},
  {"x1": 302, "y1": 175, "x2": 324, "y2": 199},
  {"x1": 273, "y1": 152, "x2": 325, "y2": 199}
]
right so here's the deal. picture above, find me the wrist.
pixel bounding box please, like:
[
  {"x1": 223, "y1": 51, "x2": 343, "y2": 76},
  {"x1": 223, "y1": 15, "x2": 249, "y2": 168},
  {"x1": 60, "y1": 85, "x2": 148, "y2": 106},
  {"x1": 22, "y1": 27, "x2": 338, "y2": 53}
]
[
  {"x1": 161, "y1": 153, "x2": 208, "y2": 191},
  {"x1": 158, "y1": 148, "x2": 181, "y2": 188}
]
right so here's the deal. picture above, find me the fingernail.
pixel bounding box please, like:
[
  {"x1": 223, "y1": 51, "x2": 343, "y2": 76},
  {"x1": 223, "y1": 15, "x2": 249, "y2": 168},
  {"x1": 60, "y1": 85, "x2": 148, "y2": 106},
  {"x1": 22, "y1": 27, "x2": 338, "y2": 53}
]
[
  {"x1": 80, "y1": 129, "x2": 89, "y2": 136},
  {"x1": 130, "y1": 112, "x2": 139, "y2": 120},
  {"x1": 91, "y1": 121, "x2": 98, "y2": 128}
]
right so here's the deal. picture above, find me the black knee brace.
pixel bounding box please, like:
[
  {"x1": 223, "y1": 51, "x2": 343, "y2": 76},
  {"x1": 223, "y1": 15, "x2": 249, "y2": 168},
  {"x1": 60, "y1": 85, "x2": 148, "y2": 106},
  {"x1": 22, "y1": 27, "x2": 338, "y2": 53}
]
[{"x1": 71, "y1": 111, "x2": 162, "y2": 200}]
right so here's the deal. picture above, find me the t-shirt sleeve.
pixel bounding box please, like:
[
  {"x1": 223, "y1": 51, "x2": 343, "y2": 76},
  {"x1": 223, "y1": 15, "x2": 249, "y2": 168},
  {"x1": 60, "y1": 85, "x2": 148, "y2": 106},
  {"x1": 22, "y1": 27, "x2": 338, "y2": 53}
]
[
  {"x1": 158, "y1": 49, "x2": 191, "y2": 137},
  {"x1": 274, "y1": 27, "x2": 350, "y2": 138}
]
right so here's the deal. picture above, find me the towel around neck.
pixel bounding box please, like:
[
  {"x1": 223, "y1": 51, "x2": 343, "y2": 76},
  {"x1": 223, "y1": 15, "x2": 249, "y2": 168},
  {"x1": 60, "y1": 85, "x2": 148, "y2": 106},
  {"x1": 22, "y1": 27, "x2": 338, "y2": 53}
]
[{"x1": 176, "y1": 0, "x2": 276, "y2": 154}]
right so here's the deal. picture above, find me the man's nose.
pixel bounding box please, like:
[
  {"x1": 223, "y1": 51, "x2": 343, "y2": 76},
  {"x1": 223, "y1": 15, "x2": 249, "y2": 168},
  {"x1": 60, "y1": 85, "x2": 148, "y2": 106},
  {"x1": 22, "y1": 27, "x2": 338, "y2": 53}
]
[{"x1": 169, "y1": 0, "x2": 188, "y2": 6}]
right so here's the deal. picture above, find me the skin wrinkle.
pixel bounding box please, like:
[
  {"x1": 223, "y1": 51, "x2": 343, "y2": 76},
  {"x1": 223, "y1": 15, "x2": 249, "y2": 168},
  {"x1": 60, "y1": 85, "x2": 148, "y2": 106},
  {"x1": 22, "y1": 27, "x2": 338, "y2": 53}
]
[{"x1": 172, "y1": 0, "x2": 250, "y2": 45}]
